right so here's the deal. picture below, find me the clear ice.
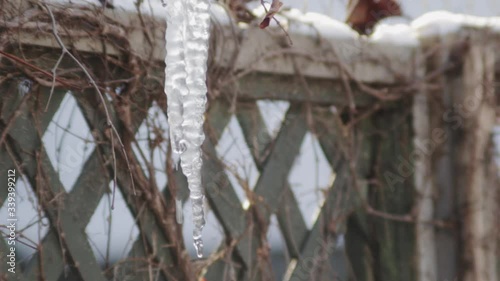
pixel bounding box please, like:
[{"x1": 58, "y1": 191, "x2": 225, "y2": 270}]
[
  {"x1": 165, "y1": 0, "x2": 210, "y2": 258},
  {"x1": 175, "y1": 197, "x2": 184, "y2": 224}
]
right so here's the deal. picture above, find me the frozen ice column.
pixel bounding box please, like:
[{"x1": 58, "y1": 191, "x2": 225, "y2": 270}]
[{"x1": 165, "y1": 0, "x2": 211, "y2": 258}]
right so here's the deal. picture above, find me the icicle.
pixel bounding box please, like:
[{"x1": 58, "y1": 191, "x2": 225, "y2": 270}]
[
  {"x1": 175, "y1": 197, "x2": 184, "y2": 224},
  {"x1": 165, "y1": 0, "x2": 211, "y2": 258},
  {"x1": 18, "y1": 78, "x2": 32, "y2": 96},
  {"x1": 181, "y1": 0, "x2": 210, "y2": 259},
  {"x1": 165, "y1": 0, "x2": 188, "y2": 170}
]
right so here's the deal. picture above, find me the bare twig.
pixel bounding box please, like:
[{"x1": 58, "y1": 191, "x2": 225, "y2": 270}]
[
  {"x1": 46, "y1": 51, "x2": 65, "y2": 112},
  {"x1": 0, "y1": 49, "x2": 79, "y2": 90},
  {"x1": 259, "y1": 0, "x2": 292, "y2": 45},
  {"x1": 42, "y1": 3, "x2": 136, "y2": 207}
]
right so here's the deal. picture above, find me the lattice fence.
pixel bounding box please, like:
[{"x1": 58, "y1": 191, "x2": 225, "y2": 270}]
[{"x1": 1, "y1": 1, "x2": 499, "y2": 281}]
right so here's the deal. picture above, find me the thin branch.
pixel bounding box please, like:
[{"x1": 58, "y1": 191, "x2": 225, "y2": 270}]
[
  {"x1": 43, "y1": 3, "x2": 136, "y2": 204},
  {"x1": 45, "y1": 51, "x2": 65, "y2": 112},
  {"x1": 0, "y1": 49, "x2": 79, "y2": 90},
  {"x1": 259, "y1": 0, "x2": 293, "y2": 45}
]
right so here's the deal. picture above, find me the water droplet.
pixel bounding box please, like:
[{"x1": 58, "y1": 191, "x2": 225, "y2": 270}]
[
  {"x1": 172, "y1": 152, "x2": 181, "y2": 170},
  {"x1": 18, "y1": 78, "x2": 32, "y2": 96},
  {"x1": 193, "y1": 237, "x2": 203, "y2": 258}
]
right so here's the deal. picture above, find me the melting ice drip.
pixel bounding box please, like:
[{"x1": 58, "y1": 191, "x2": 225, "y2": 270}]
[{"x1": 164, "y1": 0, "x2": 211, "y2": 258}]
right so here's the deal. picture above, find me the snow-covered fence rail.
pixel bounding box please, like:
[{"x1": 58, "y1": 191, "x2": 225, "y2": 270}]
[{"x1": 0, "y1": 1, "x2": 499, "y2": 281}]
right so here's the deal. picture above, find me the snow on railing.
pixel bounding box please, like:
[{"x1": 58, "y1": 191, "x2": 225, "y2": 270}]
[{"x1": 5, "y1": 1, "x2": 500, "y2": 87}]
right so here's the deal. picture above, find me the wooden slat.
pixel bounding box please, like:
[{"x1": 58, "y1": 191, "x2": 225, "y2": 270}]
[
  {"x1": 314, "y1": 108, "x2": 374, "y2": 281},
  {"x1": 252, "y1": 103, "x2": 308, "y2": 224},
  {"x1": 73, "y1": 90, "x2": 185, "y2": 280},
  {"x1": 367, "y1": 107, "x2": 416, "y2": 281},
  {"x1": 0, "y1": 80, "x2": 66, "y2": 281},
  {"x1": 454, "y1": 40, "x2": 498, "y2": 281},
  {"x1": 312, "y1": 107, "x2": 345, "y2": 169},
  {"x1": 2, "y1": 87, "x2": 107, "y2": 281},
  {"x1": 22, "y1": 79, "x2": 153, "y2": 279},
  {"x1": 24, "y1": 143, "x2": 106, "y2": 281},
  {"x1": 121, "y1": 237, "x2": 168, "y2": 281},
  {"x1": 22, "y1": 149, "x2": 109, "y2": 280},
  {"x1": 285, "y1": 163, "x2": 352, "y2": 281},
  {"x1": 223, "y1": 73, "x2": 376, "y2": 106},
  {"x1": 235, "y1": 101, "x2": 308, "y2": 258},
  {"x1": 234, "y1": 102, "x2": 273, "y2": 162},
  {"x1": 201, "y1": 101, "x2": 257, "y2": 268}
]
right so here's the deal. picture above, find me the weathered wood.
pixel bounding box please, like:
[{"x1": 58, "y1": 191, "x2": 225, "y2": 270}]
[
  {"x1": 369, "y1": 105, "x2": 416, "y2": 281},
  {"x1": 1, "y1": 3, "x2": 500, "y2": 280},
  {"x1": 252, "y1": 104, "x2": 308, "y2": 224},
  {"x1": 420, "y1": 35, "x2": 461, "y2": 281},
  {"x1": 202, "y1": 101, "x2": 258, "y2": 272},
  {"x1": 0, "y1": 81, "x2": 64, "y2": 281},
  {"x1": 234, "y1": 102, "x2": 273, "y2": 164},
  {"x1": 73, "y1": 89, "x2": 189, "y2": 280},
  {"x1": 223, "y1": 73, "x2": 377, "y2": 106},
  {"x1": 412, "y1": 86, "x2": 438, "y2": 281},
  {"x1": 455, "y1": 38, "x2": 498, "y2": 281},
  {"x1": 235, "y1": 101, "x2": 308, "y2": 258},
  {"x1": 121, "y1": 230, "x2": 168, "y2": 281},
  {"x1": 314, "y1": 106, "x2": 373, "y2": 281},
  {"x1": 21, "y1": 78, "x2": 154, "y2": 280},
  {"x1": 1, "y1": 87, "x2": 107, "y2": 281},
  {"x1": 3, "y1": 1, "x2": 421, "y2": 85},
  {"x1": 285, "y1": 163, "x2": 351, "y2": 281},
  {"x1": 22, "y1": 150, "x2": 109, "y2": 280}
]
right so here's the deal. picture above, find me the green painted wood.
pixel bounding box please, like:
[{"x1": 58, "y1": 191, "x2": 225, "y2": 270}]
[
  {"x1": 252, "y1": 103, "x2": 308, "y2": 224},
  {"x1": 235, "y1": 101, "x2": 308, "y2": 258},
  {"x1": 0, "y1": 239, "x2": 23, "y2": 281},
  {"x1": 22, "y1": 148, "x2": 107, "y2": 281},
  {"x1": 2, "y1": 87, "x2": 107, "y2": 281},
  {"x1": 275, "y1": 187, "x2": 309, "y2": 259},
  {"x1": 203, "y1": 136, "x2": 255, "y2": 266},
  {"x1": 204, "y1": 258, "x2": 236, "y2": 281},
  {"x1": 23, "y1": 82, "x2": 153, "y2": 280},
  {"x1": 119, "y1": 237, "x2": 168, "y2": 281},
  {"x1": 73, "y1": 90, "x2": 185, "y2": 280},
  {"x1": 112, "y1": 157, "x2": 184, "y2": 280},
  {"x1": 235, "y1": 104, "x2": 308, "y2": 280},
  {"x1": 367, "y1": 107, "x2": 415, "y2": 281},
  {"x1": 22, "y1": 149, "x2": 109, "y2": 280},
  {"x1": 202, "y1": 102, "x2": 258, "y2": 271},
  {"x1": 222, "y1": 73, "x2": 377, "y2": 106},
  {"x1": 205, "y1": 99, "x2": 234, "y2": 145},
  {"x1": 286, "y1": 163, "x2": 351, "y2": 281},
  {"x1": 234, "y1": 101, "x2": 273, "y2": 162},
  {"x1": 125, "y1": 177, "x2": 180, "y2": 281},
  {"x1": 313, "y1": 106, "x2": 375, "y2": 280},
  {"x1": 309, "y1": 106, "x2": 377, "y2": 281},
  {"x1": 0, "y1": 81, "x2": 66, "y2": 281},
  {"x1": 0, "y1": 57, "x2": 422, "y2": 281},
  {"x1": 313, "y1": 107, "x2": 345, "y2": 169},
  {"x1": 345, "y1": 213, "x2": 373, "y2": 281},
  {"x1": 0, "y1": 82, "x2": 26, "y2": 281},
  {"x1": 0, "y1": 145, "x2": 25, "y2": 281},
  {"x1": 344, "y1": 121, "x2": 375, "y2": 281}
]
